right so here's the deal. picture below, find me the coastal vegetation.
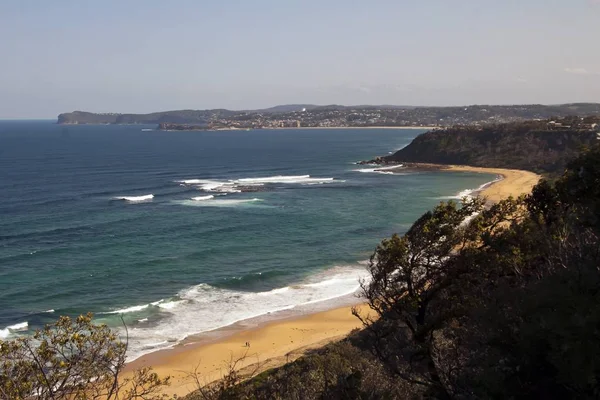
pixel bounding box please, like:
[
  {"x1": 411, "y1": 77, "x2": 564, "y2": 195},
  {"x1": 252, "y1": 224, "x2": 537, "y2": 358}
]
[
  {"x1": 0, "y1": 314, "x2": 169, "y2": 399},
  {"x1": 382, "y1": 116, "x2": 600, "y2": 177}
]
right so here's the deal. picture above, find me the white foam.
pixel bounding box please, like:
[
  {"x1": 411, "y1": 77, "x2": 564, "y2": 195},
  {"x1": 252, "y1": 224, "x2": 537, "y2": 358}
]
[
  {"x1": 121, "y1": 264, "x2": 370, "y2": 361},
  {"x1": 7, "y1": 322, "x2": 28, "y2": 331},
  {"x1": 104, "y1": 304, "x2": 150, "y2": 314},
  {"x1": 437, "y1": 175, "x2": 503, "y2": 200},
  {"x1": 142, "y1": 340, "x2": 170, "y2": 350},
  {"x1": 177, "y1": 175, "x2": 339, "y2": 194},
  {"x1": 157, "y1": 300, "x2": 185, "y2": 310},
  {"x1": 100, "y1": 298, "x2": 177, "y2": 315},
  {"x1": 114, "y1": 194, "x2": 154, "y2": 202},
  {"x1": 0, "y1": 321, "x2": 29, "y2": 339},
  {"x1": 305, "y1": 179, "x2": 346, "y2": 185},
  {"x1": 201, "y1": 181, "x2": 231, "y2": 191},
  {"x1": 192, "y1": 195, "x2": 214, "y2": 201},
  {"x1": 44, "y1": 309, "x2": 55, "y2": 313},
  {"x1": 258, "y1": 287, "x2": 290, "y2": 296},
  {"x1": 353, "y1": 164, "x2": 403, "y2": 175},
  {"x1": 236, "y1": 175, "x2": 310, "y2": 183},
  {"x1": 213, "y1": 186, "x2": 242, "y2": 193},
  {"x1": 236, "y1": 175, "x2": 337, "y2": 185},
  {"x1": 175, "y1": 198, "x2": 263, "y2": 208}
]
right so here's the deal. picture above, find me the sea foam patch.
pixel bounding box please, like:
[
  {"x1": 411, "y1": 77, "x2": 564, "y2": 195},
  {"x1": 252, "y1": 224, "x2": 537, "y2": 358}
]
[
  {"x1": 0, "y1": 321, "x2": 29, "y2": 339},
  {"x1": 114, "y1": 194, "x2": 154, "y2": 202},
  {"x1": 352, "y1": 165, "x2": 403, "y2": 175},
  {"x1": 109, "y1": 264, "x2": 370, "y2": 361},
  {"x1": 436, "y1": 175, "x2": 503, "y2": 200},
  {"x1": 176, "y1": 174, "x2": 342, "y2": 195},
  {"x1": 175, "y1": 198, "x2": 264, "y2": 208}
]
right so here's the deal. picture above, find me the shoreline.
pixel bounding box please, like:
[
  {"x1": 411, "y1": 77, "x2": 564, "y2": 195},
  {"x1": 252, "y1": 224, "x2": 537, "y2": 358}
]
[
  {"x1": 364, "y1": 162, "x2": 542, "y2": 204},
  {"x1": 58, "y1": 122, "x2": 438, "y2": 131},
  {"x1": 160, "y1": 126, "x2": 438, "y2": 132},
  {"x1": 444, "y1": 165, "x2": 541, "y2": 203},
  {"x1": 125, "y1": 302, "x2": 370, "y2": 397},
  {"x1": 123, "y1": 164, "x2": 540, "y2": 398},
  {"x1": 257, "y1": 126, "x2": 438, "y2": 130}
]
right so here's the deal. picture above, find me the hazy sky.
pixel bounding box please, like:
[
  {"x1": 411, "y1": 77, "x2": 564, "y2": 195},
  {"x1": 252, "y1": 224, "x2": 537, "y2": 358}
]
[{"x1": 1, "y1": 0, "x2": 599, "y2": 118}]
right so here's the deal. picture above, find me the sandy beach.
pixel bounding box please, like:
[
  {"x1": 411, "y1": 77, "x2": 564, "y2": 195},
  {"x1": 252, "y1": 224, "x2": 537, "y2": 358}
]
[
  {"x1": 125, "y1": 304, "x2": 370, "y2": 397},
  {"x1": 124, "y1": 164, "x2": 541, "y2": 398},
  {"x1": 446, "y1": 165, "x2": 541, "y2": 203}
]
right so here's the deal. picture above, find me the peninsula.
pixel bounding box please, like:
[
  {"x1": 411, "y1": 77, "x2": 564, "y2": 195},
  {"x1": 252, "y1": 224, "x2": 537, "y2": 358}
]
[
  {"x1": 57, "y1": 103, "x2": 600, "y2": 130},
  {"x1": 362, "y1": 116, "x2": 600, "y2": 177}
]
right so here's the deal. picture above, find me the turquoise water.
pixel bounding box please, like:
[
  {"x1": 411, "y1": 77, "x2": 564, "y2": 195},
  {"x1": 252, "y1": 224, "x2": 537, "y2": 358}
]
[{"x1": 0, "y1": 122, "x2": 495, "y2": 358}]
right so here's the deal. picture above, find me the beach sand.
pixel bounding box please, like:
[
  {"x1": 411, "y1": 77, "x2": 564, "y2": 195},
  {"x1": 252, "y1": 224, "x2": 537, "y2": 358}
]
[
  {"x1": 124, "y1": 165, "x2": 541, "y2": 397},
  {"x1": 446, "y1": 165, "x2": 541, "y2": 203},
  {"x1": 125, "y1": 305, "x2": 370, "y2": 397}
]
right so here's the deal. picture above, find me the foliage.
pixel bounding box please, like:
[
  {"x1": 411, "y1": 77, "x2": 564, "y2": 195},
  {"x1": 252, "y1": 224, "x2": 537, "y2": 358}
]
[
  {"x1": 386, "y1": 118, "x2": 599, "y2": 176},
  {"x1": 359, "y1": 144, "x2": 600, "y2": 399},
  {"x1": 186, "y1": 341, "x2": 415, "y2": 400},
  {"x1": 0, "y1": 313, "x2": 170, "y2": 400}
]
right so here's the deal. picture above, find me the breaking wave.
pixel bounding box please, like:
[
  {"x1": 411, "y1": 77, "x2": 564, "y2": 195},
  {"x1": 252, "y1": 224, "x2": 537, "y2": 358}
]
[
  {"x1": 105, "y1": 264, "x2": 369, "y2": 360},
  {"x1": 174, "y1": 198, "x2": 264, "y2": 208},
  {"x1": 176, "y1": 175, "x2": 340, "y2": 194},
  {"x1": 100, "y1": 299, "x2": 185, "y2": 315},
  {"x1": 192, "y1": 195, "x2": 214, "y2": 201},
  {"x1": 114, "y1": 194, "x2": 154, "y2": 202},
  {"x1": 352, "y1": 165, "x2": 403, "y2": 175},
  {"x1": 0, "y1": 321, "x2": 29, "y2": 339},
  {"x1": 437, "y1": 175, "x2": 503, "y2": 200},
  {"x1": 236, "y1": 175, "x2": 332, "y2": 184}
]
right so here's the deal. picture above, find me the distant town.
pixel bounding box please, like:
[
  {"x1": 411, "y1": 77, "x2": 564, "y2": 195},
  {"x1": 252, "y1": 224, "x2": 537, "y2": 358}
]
[{"x1": 57, "y1": 103, "x2": 600, "y2": 131}]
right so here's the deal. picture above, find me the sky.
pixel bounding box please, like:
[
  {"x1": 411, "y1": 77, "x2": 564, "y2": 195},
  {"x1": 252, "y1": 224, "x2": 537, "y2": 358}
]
[{"x1": 1, "y1": 0, "x2": 599, "y2": 118}]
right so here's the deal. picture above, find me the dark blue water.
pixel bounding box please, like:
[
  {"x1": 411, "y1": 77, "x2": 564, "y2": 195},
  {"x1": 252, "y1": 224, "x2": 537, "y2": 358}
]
[{"x1": 0, "y1": 121, "x2": 495, "y2": 358}]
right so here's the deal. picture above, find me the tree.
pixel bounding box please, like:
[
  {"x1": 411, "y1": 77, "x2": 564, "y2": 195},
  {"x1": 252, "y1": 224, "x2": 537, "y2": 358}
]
[
  {"x1": 353, "y1": 197, "x2": 499, "y2": 398},
  {"x1": 0, "y1": 313, "x2": 170, "y2": 400},
  {"x1": 354, "y1": 144, "x2": 600, "y2": 399}
]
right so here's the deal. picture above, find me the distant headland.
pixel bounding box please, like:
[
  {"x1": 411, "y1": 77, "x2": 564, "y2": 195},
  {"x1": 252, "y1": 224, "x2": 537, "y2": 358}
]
[
  {"x1": 360, "y1": 116, "x2": 600, "y2": 178},
  {"x1": 57, "y1": 103, "x2": 600, "y2": 130}
]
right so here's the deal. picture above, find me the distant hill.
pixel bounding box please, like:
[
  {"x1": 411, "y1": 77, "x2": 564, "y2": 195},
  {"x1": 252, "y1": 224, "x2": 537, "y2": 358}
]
[
  {"x1": 57, "y1": 103, "x2": 600, "y2": 126},
  {"x1": 382, "y1": 116, "x2": 600, "y2": 176},
  {"x1": 250, "y1": 104, "x2": 320, "y2": 113},
  {"x1": 57, "y1": 109, "x2": 236, "y2": 125}
]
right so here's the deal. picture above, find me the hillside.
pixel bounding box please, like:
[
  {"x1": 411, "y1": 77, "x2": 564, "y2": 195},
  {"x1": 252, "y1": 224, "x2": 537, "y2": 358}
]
[
  {"x1": 57, "y1": 103, "x2": 600, "y2": 127},
  {"x1": 382, "y1": 117, "x2": 600, "y2": 176},
  {"x1": 56, "y1": 109, "x2": 236, "y2": 125}
]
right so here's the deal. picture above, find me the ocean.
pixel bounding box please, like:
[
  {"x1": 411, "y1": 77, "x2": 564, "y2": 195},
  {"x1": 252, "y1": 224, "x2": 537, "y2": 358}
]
[{"x1": 0, "y1": 121, "x2": 496, "y2": 359}]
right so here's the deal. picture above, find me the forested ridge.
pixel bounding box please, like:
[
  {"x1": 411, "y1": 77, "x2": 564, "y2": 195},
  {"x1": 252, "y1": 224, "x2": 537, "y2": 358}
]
[{"x1": 384, "y1": 116, "x2": 600, "y2": 177}]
